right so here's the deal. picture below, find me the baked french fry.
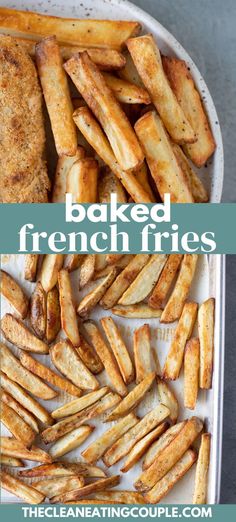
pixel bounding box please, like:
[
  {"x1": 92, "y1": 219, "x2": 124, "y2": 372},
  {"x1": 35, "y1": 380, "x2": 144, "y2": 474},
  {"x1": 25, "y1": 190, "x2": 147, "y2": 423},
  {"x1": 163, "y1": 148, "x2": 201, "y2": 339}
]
[
  {"x1": 46, "y1": 286, "x2": 61, "y2": 343},
  {"x1": 40, "y1": 254, "x2": 64, "y2": 293},
  {"x1": 95, "y1": 254, "x2": 108, "y2": 272},
  {"x1": 79, "y1": 254, "x2": 96, "y2": 289},
  {"x1": 193, "y1": 433, "x2": 211, "y2": 504},
  {"x1": 101, "y1": 316, "x2": 134, "y2": 384},
  {"x1": 135, "y1": 112, "x2": 194, "y2": 202},
  {"x1": 111, "y1": 304, "x2": 162, "y2": 318},
  {"x1": 35, "y1": 36, "x2": 77, "y2": 156},
  {"x1": 121, "y1": 422, "x2": 168, "y2": 473},
  {"x1": 64, "y1": 254, "x2": 84, "y2": 272},
  {"x1": 100, "y1": 254, "x2": 150, "y2": 309},
  {"x1": 162, "y1": 56, "x2": 216, "y2": 166},
  {"x1": 162, "y1": 302, "x2": 198, "y2": 380},
  {"x1": 133, "y1": 324, "x2": 152, "y2": 383},
  {"x1": 157, "y1": 377, "x2": 179, "y2": 423},
  {"x1": 103, "y1": 73, "x2": 151, "y2": 104},
  {"x1": 135, "y1": 416, "x2": 203, "y2": 491},
  {"x1": 77, "y1": 268, "x2": 117, "y2": 318},
  {"x1": 49, "y1": 425, "x2": 94, "y2": 459},
  {"x1": 1, "y1": 373, "x2": 53, "y2": 426},
  {"x1": 76, "y1": 332, "x2": 104, "y2": 374},
  {"x1": 119, "y1": 50, "x2": 144, "y2": 87},
  {"x1": 198, "y1": 298, "x2": 215, "y2": 389},
  {"x1": 19, "y1": 462, "x2": 106, "y2": 479},
  {"x1": 52, "y1": 148, "x2": 86, "y2": 203},
  {"x1": 184, "y1": 338, "x2": 200, "y2": 409},
  {"x1": 1, "y1": 313, "x2": 48, "y2": 354},
  {"x1": 88, "y1": 490, "x2": 145, "y2": 504},
  {"x1": 94, "y1": 256, "x2": 134, "y2": 280},
  {"x1": 1, "y1": 390, "x2": 39, "y2": 434},
  {"x1": 103, "y1": 404, "x2": 169, "y2": 467},
  {"x1": 67, "y1": 158, "x2": 98, "y2": 203},
  {"x1": 145, "y1": 449, "x2": 197, "y2": 503},
  {"x1": 58, "y1": 269, "x2": 80, "y2": 346},
  {"x1": 30, "y1": 282, "x2": 46, "y2": 339},
  {"x1": 135, "y1": 162, "x2": 156, "y2": 202},
  {"x1": 52, "y1": 387, "x2": 109, "y2": 419},
  {"x1": 0, "y1": 437, "x2": 52, "y2": 463},
  {"x1": 51, "y1": 475, "x2": 120, "y2": 504},
  {"x1": 172, "y1": 144, "x2": 208, "y2": 203},
  {"x1": 1, "y1": 401, "x2": 36, "y2": 448},
  {"x1": 50, "y1": 340, "x2": 98, "y2": 391},
  {"x1": 106, "y1": 254, "x2": 124, "y2": 266},
  {"x1": 118, "y1": 255, "x2": 167, "y2": 305},
  {"x1": 83, "y1": 320, "x2": 127, "y2": 397},
  {"x1": 98, "y1": 169, "x2": 127, "y2": 204},
  {"x1": 142, "y1": 421, "x2": 185, "y2": 470},
  {"x1": 82, "y1": 413, "x2": 138, "y2": 464},
  {"x1": 19, "y1": 351, "x2": 81, "y2": 398},
  {"x1": 65, "y1": 500, "x2": 125, "y2": 505},
  {"x1": 24, "y1": 254, "x2": 39, "y2": 282},
  {"x1": 148, "y1": 255, "x2": 183, "y2": 309},
  {"x1": 0, "y1": 269, "x2": 29, "y2": 319},
  {"x1": 33, "y1": 476, "x2": 85, "y2": 499},
  {"x1": 161, "y1": 254, "x2": 198, "y2": 323},
  {"x1": 127, "y1": 35, "x2": 196, "y2": 144},
  {"x1": 0, "y1": 455, "x2": 24, "y2": 467},
  {"x1": 73, "y1": 107, "x2": 152, "y2": 203},
  {"x1": 1, "y1": 471, "x2": 45, "y2": 504},
  {"x1": 65, "y1": 52, "x2": 144, "y2": 172}
]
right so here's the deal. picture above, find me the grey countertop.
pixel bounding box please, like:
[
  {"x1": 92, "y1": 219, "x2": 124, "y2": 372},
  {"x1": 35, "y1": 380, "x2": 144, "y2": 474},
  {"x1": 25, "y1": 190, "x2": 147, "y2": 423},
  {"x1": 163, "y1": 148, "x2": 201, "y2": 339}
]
[{"x1": 131, "y1": 0, "x2": 236, "y2": 503}]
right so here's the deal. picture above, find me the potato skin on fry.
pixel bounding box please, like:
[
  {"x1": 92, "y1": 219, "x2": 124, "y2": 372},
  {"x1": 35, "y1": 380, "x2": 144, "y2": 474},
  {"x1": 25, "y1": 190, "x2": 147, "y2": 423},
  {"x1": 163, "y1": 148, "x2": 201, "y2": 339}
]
[
  {"x1": 184, "y1": 338, "x2": 200, "y2": 410},
  {"x1": 1, "y1": 401, "x2": 36, "y2": 448},
  {"x1": 198, "y1": 298, "x2": 215, "y2": 389},
  {"x1": 30, "y1": 282, "x2": 46, "y2": 339},
  {"x1": 46, "y1": 286, "x2": 61, "y2": 343},
  {"x1": 193, "y1": 433, "x2": 211, "y2": 504},
  {"x1": 1, "y1": 470, "x2": 45, "y2": 504},
  {"x1": 24, "y1": 254, "x2": 39, "y2": 282},
  {"x1": 0, "y1": 269, "x2": 29, "y2": 319}
]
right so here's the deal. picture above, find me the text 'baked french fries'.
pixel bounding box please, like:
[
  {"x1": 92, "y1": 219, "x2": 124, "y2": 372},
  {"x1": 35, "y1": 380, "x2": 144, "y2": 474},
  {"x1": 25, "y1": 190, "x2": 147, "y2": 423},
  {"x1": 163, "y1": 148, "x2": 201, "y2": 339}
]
[
  {"x1": 49, "y1": 425, "x2": 94, "y2": 459},
  {"x1": 0, "y1": 269, "x2": 28, "y2": 318},
  {"x1": 135, "y1": 416, "x2": 203, "y2": 491},
  {"x1": 51, "y1": 475, "x2": 120, "y2": 504},
  {"x1": 184, "y1": 338, "x2": 200, "y2": 409},
  {"x1": 79, "y1": 254, "x2": 96, "y2": 289},
  {"x1": 121, "y1": 422, "x2": 168, "y2": 473},
  {"x1": 52, "y1": 148, "x2": 85, "y2": 203},
  {"x1": 40, "y1": 254, "x2": 64, "y2": 293},
  {"x1": 101, "y1": 316, "x2": 134, "y2": 384},
  {"x1": 103, "y1": 404, "x2": 169, "y2": 467},
  {"x1": 1, "y1": 313, "x2": 49, "y2": 354},
  {"x1": 103, "y1": 73, "x2": 151, "y2": 104},
  {"x1": 172, "y1": 144, "x2": 208, "y2": 203},
  {"x1": 0, "y1": 437, "x2": 52, "y2": 464},
  {"x1": 65, "y1": 51, "x2": 144, "y2": 172},
  {"x1": 46, "y1": 286, "x2": 61, "y2": 343},
  {"x1": 198, "y1": 298, "x2": 215, "y2": 389},
  {"x1": 135, "y1": 112, "x2": 194, "y2": 203},
  {"x1": 1, "y1": 471, "x2": 45, "y2": 504},
  {"x1": 82, "y1": 413, "x2": 138, "y2": 464},
  {"x1": 148, "y1": 254, "x2": 183, "y2": 309},
  {"x1": 83, "y1": 320, "x2": 127, "y2": 397},
  {"x1": 36, "y1": 36, "x2": 77, "y2": 156},
  {"x1": 0, "y1": 455, "x2": 24, "y2": 468},
  {"x1": 134, "y1": 324, "x2": 152, "y2": 383},
  {"x1": 58, "y1": 268, "x2": 80, "y2": 346},
  {"x1": 1, "y1": 401, "x2": 35, "y2": 448},
  {"x1": 193, "y1": 433, "x2": 211, "y2": 504},
  {"x1": 67, "y1": 158, "x2": 98, "y2": 204},
  {"x1": 24, "y1": 254, "x2": 39, "y2": 282},
  {"x1": 1, "y1": 390, "x2": 39, "y2": 434},
  {"x1": 162, "y1": 56, "x2": 216, "y2": 167},
  {"x1": 145, "y1": 449, "x2": 197, "y2": 503},
  {"x1": 19, "y1": 462, "x2": 106, "y2": 479},
  {"x1": 163, "y1": 302, "x2": 198, "y2": 380},
  {"x1": 161, "y1": 254, "x2": 198, "y2": 323},
  {"x1": 73, "y1": 107, "x2": 152, "y2": 203},
  {"x1": 50, "y1": 340, "x2": 99, "y2": 391},
  {"x1": 77, "y1": 268, "x2": 117, "y2": 318},
  {"x1": 111, "y1": 304, "x2": 162, "y2": 318},
  {"x1": 76, "y1": 332, "x2": 104, "y2": 374},
  {"x1": 127, "y1": 34, "x2": 196, "y2": 144},
  {"x1": 98, "y1": 169, "x2": 127, "y2": 204},
  {"x1": 33, "y1": 476, "x2": 85, "y2": 500},
  {"x1": 157, "y1": 377, "x2": 179, "y2": 423},
  {"x1": 118, "y1": 254, "x2": 167, "y2": 305},
  {"x1": 106, "y1": 372, "x2": 156, "y2": 422},
  {"x1": 30, "y1": 282, "x2": 46, "y2": 339},
  {"x1": 52, "y1": 387, "x2": 109, "y2": 419},
  {"x1": 89, "y1": 490, "x2": 145, "y2": 504},
  {"x1": 142, "y1": 422, "x2": 185, "y2": 470}
]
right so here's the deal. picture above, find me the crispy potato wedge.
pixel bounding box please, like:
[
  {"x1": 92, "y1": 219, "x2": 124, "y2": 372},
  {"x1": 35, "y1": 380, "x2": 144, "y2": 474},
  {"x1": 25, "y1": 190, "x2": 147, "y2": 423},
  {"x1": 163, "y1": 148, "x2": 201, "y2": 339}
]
[
  {"x1": 0, "y1": 344, "x2": 56, "y2": 400},
  {"x1": 118, "y1": 255, "x2": 167, "y2": 305},
  {"x1": 98, "y1": 169, "x2": 127, "y2": 204},
  {"x1": 135, "y1": 112, "x2": 194, "y2": 202},
  {"x1": 58, "y1": 269, "x2": 80, "y2": 346},
  {"x1": 121, "y1": 422, "x2": 168, "y2": 473},
  {"x1": 162, "y1": 56, "x2": 216, "y2": 166},
  {"x1": 142, "y1": 422, "x2": 186, "y2": 470},
  {"x1": 198, "y1": 298, "x2": 215, "y2": 389},
  {"x1": 49, "y1": 425, "x2": 94, "y2": 459},
  {"x1": 36, "y1": 36, "x2": 77, "y2": 156},
  {"x1": 1, "y1": 401, "x2": 36, "y2": 448},
  {"x1": 52, "y1": 149, "x2": 85, "y2": 202},
  {"x1": 162, "y1": 302, "x2": 198, "y2": 380},
  {"x1": 24, "y1": 254, "x2": 39, "y2": 282},
  {"x1": 52, "y1": 387, "x2": 109, "y2": 419},
  {"x1": 83, "y1": 321, "x2": 127, "y2": 396},
  {"x1": 64, "y1": 254, "x2": 84, "y2": 272},
  {"x1": 135, "y1": 416, "x2": 203, "y2": 491},
  {"x1": 88, "y1": 490, "x2": 145, "y2": 504},
  {"x1": 1, "y1": 471, "x2": 45, "y2": 504},
  {"x1": 30, "y1": 282, "x2": 46, "y2": 339},
  {"x1": 19, "y1": 462, "x2": 106, "y2": 479},
  {"x1": 127, "y1": 35, "x2": 196, "y2": 144},
  {"x1": 133, "y1": 324, "x2": 152, "y2": 383},
  {"x1": 1, "y1": 390, "x2": 39, "y2": 434},
  {"x1": 0, "y1": 269, "x2": 29, "y2": 319},
  {"x1": 0, "y1": 437, "x2": 52, "y2": 463},
  {"x1": 50, "y1": 340, "x2": 98, "y2": 391},
  {"x1": 103, "y1": 404, "x2": 169, "y2": 467},
  {"x1": 148, "y1": 255, "x2": 183, "y2": 309},
  {"x1": 184, "y1": 338, "x2": 200, "y2": 409},
  {"x1": 145, "y1": 449, "x2": 197, "y2": 503},
  {"x1": 51, "y1": 475, "x2": 120, "y2": 503},
  {"x1": 46, "y1": 286, "x2": 61, "y2": 343},
  {"x1": 77, "y1": 268, "x2": 117, "y2": 318},
  {"x1": 34, "y1": 476, "x2": 85, "y2": 499},
  {"x1": 94, "y1": 256, "x2": 134, "y2": 280},
  {"x1": 82, "y1": 413, "x2": 138, "y2": 464},
  {"x1": 79, "y1": 254, "x2": 96, "y2": 289},
  {"x1": 1, "y1": 313, "x2": 49, "y2": 354},
  {"x1": 76, "y1": 332, "x2": 104, "y2": 374},
  {"x1": 112, "y1": 304, "x2": 162, "y2": 318},
  {"x1": 161, "y1": 254, "x2": 198, "y2": 323},
  {"x1": 67, "y1": 158, "x2": 98, "y2": 203},
  {"x1": 172, "y1": 144, "x2": 208, "y2": 202},
  {"x1": 157, "y1": 377, "x2": 179, "y2": 423},
  {"x1": 193, "y1": 433, "x2": 211, "y2": 504},
  {"x1": 40, "y1": 254, "x2": 64, "y2": 293},
  {"x1": 73, "y1": 107, "x2": 152, "y2": 203},
  {"x1": 101, "y1": 316, "x2": 134, "y2": 384},
  {"x1": 103, "y1": 73, "x2": 151, "y2": 104},
  {"x1": 0, "y1": 455, "x2": 24, "y2": 467},
  {"x1": 1, "y1": 373, "x2": 53, "y2": 426}
]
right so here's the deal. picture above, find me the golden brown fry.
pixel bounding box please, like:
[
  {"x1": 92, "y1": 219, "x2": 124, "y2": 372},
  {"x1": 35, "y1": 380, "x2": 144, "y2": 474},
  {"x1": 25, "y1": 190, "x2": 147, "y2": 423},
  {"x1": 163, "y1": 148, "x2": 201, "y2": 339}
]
[
  {"x1": 52, "y1": 387, "x2": 109, "y2": 419},
  {"x1": 1, "y1": 470, "x2": 45, "y2": 504},
  {"x1": 40, "y1": 254, "x2": 64, "y2": 293},
  {"x1": 64, "y1": 254, "x2": 84, "y2": 272},
  {"x1": 83, "y1": 320, "x2": 127, "y2": 397},
  {"x1": 89, "y1": 490, "x2": 145, "y2": 504},
  {"x1": 1, "y1": 437, "x2": 52, "y2": 463},
  {"x1": 135, "y1": 112, "x2": 194, "y2": 202},
  {"x1": 127, "y1": 35, "x2": 196, "y2": 144},
  {"x1": 0, "y1": 455, "x2": 24, "y2": 467},
  {"x1": 98, "y1": 169, "x2": 127, "y2": 204},
  {"x1": 46, "y1": 286, "x2": 61, "y2": 343},
  {"x1": 76, "y1": 332, "x2": 104, "y2": 374},
  {"x1": 112, "y1": 304, "x2": 162, "y2": 318},
  {"x1": 135, "y1": 416, "x2": 203, "y2": 491},
  {"x1": 148, "y1": 255, "x2": 183, "y2": 309},
  {"x1": 77, "y1": 268, "x2": 117, "y2": 318},
  {"x1": 50, "y1": 340, "x2": 98, "y2": 391},
  {"x1": 1, "y1": 313, "x2": 48, "y2": 354},
  {"x1": 118, "y1": 254, "x2": 167, "y2": 305},
  {"x1": 172, "y1": 144, "x2": 208, "y2": 202},
  {"x1": 103, "y1": 73, "x2": 151, "y2": 104},
  {"x1": 162, "y1": 56, "x2": 216, "y2": 166},
  {"x1": 0, "y1": 269, "x2": 29, "y2": 319},
  {"x1": 106, "y1": 254, "x2": 124, "y2": 266},
  {"x1": 101, "y1": 316, "x2": 134, "y2": 384},
  {"x1": 198, "y1": 298, "x2": 215, "y2": 389},
  {"x1": 145, "y1": 449, "x2": 197, "y2": 503},
  {"x1": 67, "y1": 158, "x2": 98, "y2": 203},
  {"x1": 34, "y1": 476, "x2": 85, "y2": 499},
  {"x1": 1, "y1": 401, "x2": 36, "y2": 448},
  {"x1": 51, "y1": 475, "x2": 120, "y2": 503},
  {"x1": 82, "y1": 413, "x2": 138, "y2": 464},
  {"x1": 184, "y1": 338, "x2": 200, "y2": 409},
  {"x1": 52, "y1": 148, "x2": 85, "y2": 203},
  {"x1": 134, "y1": 162, "x2": 155, "y2": 202},
  {"x1": 49, "y1": 425, "x2": 94, "y2": 459},
  {"x1": 58, "y1": 269, "x2": 80, "y2": 346},
  {"x1": 142, "y1": 422, "x2": 185, "y2": 470},
  {"x1": 94, "y1": 256, "x2": 134, "y2": 280},
  {"x1": 1, "y1": 390, "x2": 39, "y2": 434},
  {"x1": 157, "y1": 377, "x2": 179, "y2": 423},
  {"x1": 79, "y1": 254, "x2": 96, "y2": 289},
  {"x1": 133, "y1": 324, "x2": 152, "y2": 383},
  {"x1": 193, "y1": 433, "x2": 211, "y2": 504},
  {"x1": 24, "y1": 254, "x2": 39, "y2": 282},
  {"x1": 19, "y1": 462, "x2": 106, "y2": 479},
  {"x1": 121, "y1": 422, "x2": 168, "y2": 473},
  {"x1": 30, "y1": 282, "x2": 46, "y2": 339},
  {"x1": 119, "y1": 50, "x2": 144, "y2": 87},
  {"x1": 161, "y1": 254, "x2": 198, "y2": 323}
]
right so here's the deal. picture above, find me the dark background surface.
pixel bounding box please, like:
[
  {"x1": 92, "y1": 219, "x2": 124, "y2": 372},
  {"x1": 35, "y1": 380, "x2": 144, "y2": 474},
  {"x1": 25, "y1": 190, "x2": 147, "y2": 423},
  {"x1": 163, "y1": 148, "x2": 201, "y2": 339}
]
[{"x1": 130, "y1": 0, "x2": 236, "y2": 503}]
